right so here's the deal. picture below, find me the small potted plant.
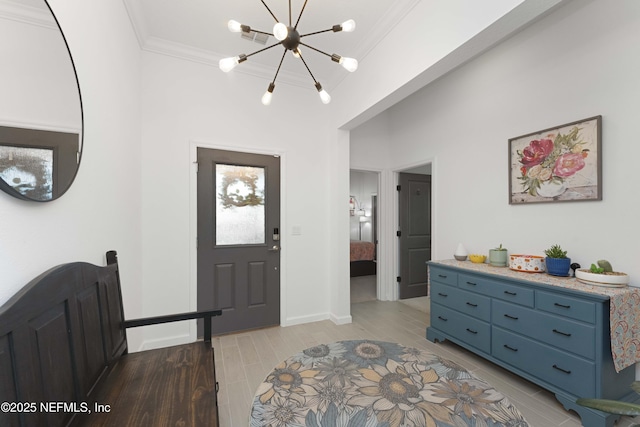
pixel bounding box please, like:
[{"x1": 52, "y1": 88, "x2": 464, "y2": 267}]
[
  {"x1": 489, "y1": 244, "x2": 508, "y2": 267},
  {"x1": 544, "y1": 244, "x2": 571, "y2": 276},
  {"x1": 575, "y1": 260, "x2": 630, "y2": 286}
]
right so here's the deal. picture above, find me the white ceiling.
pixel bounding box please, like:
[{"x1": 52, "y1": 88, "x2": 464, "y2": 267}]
[{"x1": 123, "y1": 0, "x2": 421, "y2": 89}]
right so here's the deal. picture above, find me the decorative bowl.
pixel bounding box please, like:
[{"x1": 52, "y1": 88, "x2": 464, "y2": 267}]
[
  {"x1": 454, "y1": 254, "x2": 467, "y2": 261},
  {"x1": 509, "y1": 255, "x2": 545, "y2": 273},
  {"x1": 469, "y1": 254, "x2": 486, "y2": 263},
  {"x1": 575, "y1": 269, "x2": 629, "y2": 287}
]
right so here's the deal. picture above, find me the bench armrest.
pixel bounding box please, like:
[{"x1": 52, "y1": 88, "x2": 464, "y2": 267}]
[{"x1": 124, "y1": 310, "x2": 222, "y2": 343}]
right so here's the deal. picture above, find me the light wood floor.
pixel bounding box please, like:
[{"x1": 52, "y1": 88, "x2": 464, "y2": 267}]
[{"x1": 212, "y1": 283, "x2": 637, "y2": 426}]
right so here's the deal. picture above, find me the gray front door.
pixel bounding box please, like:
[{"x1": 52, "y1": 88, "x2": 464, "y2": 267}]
[
  {"x1": 197, "y1": 148, "x2": 281, "y2": 335},
  {"x1": 398, "y1": 172, "x2": 431, "y2": 299}
]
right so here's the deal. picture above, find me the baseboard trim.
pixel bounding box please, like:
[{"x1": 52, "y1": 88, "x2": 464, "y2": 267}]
[
  {"x1": 135, "y1": 333, "x2": 193, "y2": 352},
  {"x1": 282, "y1": 312, "x2": 330, "y2": 327},
  {"x1": 330, "y1": 313, "x2": 353, "y2": 325}
]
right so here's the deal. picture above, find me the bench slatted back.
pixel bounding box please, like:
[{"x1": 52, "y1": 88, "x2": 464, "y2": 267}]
[{"x1": 0, "y1": 257, "x2": 127, "y2": 427}]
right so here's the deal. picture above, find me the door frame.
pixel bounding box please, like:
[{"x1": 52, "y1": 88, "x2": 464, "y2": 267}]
[
  {"x1": 188, "y1": 140, "x2": 287, "y2": 341},
  {"x1": 382, "y1": 158, "x2": 437, "y2": 301}
]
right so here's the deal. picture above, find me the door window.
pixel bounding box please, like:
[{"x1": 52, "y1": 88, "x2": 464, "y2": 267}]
[{"x1": 215, "y1": 164, "x2": 266, "y2": 245}]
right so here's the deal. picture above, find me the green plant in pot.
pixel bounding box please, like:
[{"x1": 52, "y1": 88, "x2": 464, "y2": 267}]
[
  {"x1": 577, "y1": 381, "x2": 640, "y2": 426},
  {"x1": 489, "y1": 244, "x2": 508, "y2": 267},
  {"x1": 544, "y1": 244, "x2": 571, "y2": 276}
]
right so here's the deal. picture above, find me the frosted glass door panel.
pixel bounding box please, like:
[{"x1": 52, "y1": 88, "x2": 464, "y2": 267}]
[{"x1": 216, "y1": 164, "x2": 265, "y2": 245}]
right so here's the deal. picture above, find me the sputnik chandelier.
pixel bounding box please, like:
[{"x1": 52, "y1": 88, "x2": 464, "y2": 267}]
[{"x1": 219, "y1": 0, "x2": 357, "y2": 105}]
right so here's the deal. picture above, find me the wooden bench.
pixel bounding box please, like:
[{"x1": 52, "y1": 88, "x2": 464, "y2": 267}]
[{"x1": 0, "y1": 251, "x2": 222, "y2": 427}]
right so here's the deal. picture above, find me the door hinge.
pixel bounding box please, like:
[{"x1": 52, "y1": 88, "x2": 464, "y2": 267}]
[
  {"x1": 397, "y1": 276, "x2": 401, "y2": 283},
  {"x1": 396, "y1": 230, "x2": 401, "y2": 237},
  {"x1": 397, "y1": 185, "x2": 401, "y2": 191},
  {"x1": 193, "y1": 161, "x2": 199, "y2": 173},
  {"x1": 196, "y1": 237, "x2": 198, "y2": 249}
]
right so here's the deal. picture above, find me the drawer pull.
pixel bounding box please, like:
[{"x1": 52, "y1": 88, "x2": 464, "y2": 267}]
[
  {"x1": 438, "y1": 293, "x2": 448, "y2": 297},
  {"x1": 466, "y1": 302, "x2": 478, "y2": 307},
  {"x1": 504, "y1": 291, "x2": 517, "y2": 296},
  {"x1": 503, "y1": 344, "x2": 518, "y2": 352},
  {"x1": 553, "y1": 329, "x2": 572, "y2": 337},
  {"x1": 504, "y1": 314, "x2": 519, "y2": 320},
  {"x1": 438, "y1": 316, "x2": 448, "y2": 322},
  {"x1": 466, "y1": 328, "x2": 478, "y2": 334},
  {"x1": 466, "y1": 281, "x2": 477, "y2": 286},
  {"x1": 552, "y1": 364, "x2": 572, "y2": 374},
  {"x1": 438, "y1": 274, "x2": 448, "y2": 278},
  {"x1": 554, "y1": 302, "x2": 571, "y2": 309}
]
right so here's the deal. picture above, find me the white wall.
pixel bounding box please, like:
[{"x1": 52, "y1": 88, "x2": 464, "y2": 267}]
[
  {"x1": 352, "y1": 0, "x2": 640, "y2": 295},
  {"x1": 0, "y1": 0, "x2": 144, "y2": 346},
  {"x1": 138, "y1": 51, "x2": 338, "y2": 346}
]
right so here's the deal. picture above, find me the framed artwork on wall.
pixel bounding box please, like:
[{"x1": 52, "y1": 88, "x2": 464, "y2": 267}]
[{"x1": 508, "y1": 115, "x2": 602, "y2": 204}]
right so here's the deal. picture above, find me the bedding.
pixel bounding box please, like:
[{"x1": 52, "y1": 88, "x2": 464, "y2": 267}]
[{"x1": 350, "y1": 239, "x2": 375, "y2": 262}]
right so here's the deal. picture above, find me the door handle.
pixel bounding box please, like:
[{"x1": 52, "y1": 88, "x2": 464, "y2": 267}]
[{"x1": 268, "y1": 245, "x2": 280, "y2": 252}]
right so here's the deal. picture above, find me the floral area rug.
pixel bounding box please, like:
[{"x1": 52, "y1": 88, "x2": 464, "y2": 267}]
[{"x1": 250, "y1": 340, "x2": 529, "y2": 427}]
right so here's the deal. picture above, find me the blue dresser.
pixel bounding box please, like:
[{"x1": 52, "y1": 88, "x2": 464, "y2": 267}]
[{"x1": 426, "y1": 261, "x2": 637, "y2": 427}]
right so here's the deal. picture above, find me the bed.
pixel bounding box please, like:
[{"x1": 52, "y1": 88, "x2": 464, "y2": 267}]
[{"x1": 350, "y1": 240, "x2": 376, "y2": 277}]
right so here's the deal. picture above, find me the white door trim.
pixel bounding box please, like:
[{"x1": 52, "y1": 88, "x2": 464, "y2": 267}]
[{"x1": 188, "y1": 139, "x2": 287, "y2": 341}]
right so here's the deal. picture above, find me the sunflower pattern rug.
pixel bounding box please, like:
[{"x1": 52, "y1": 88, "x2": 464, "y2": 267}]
[{"x1": 250, "y1": 340, "x2": 529, "y2": 427}]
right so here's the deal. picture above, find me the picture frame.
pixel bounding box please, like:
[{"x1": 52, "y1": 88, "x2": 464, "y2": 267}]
[{"x1": 508, "y1": 115, "x2": 602, "y2": 204}]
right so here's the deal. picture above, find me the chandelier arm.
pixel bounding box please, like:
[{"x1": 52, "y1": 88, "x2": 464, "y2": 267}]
[
  {"x1": 300, "y1": 29, "x2": 333, "y2": 38},
  {"x1": 289, "y1": 0, "x2": 292, "y2": 26},
  {"x1": 293, "y1": 0, "x2": 309, "y2": 30},
  {"x1": 272, "y1": 48, "x2": 287, "y2": 84},
  {"x1": 249, "y1": 29, "x2": 275, "y2": 36},
  {"x1": 297, "y1": 52, "x2": 318, "y2": 84},
  {"x1": 245, "y1": 41, "x2": 283, "y2": 59},
  {"x1": 298, "y1": 42, "x2": 330, "y2": 58},
  {"x1": 260, "y1": 0, "x2": 280, "y2": 23}
]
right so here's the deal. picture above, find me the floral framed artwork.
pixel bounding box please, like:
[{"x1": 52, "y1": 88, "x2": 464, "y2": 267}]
[{"x1": 509, "y1": 115, "x2": 602, "y2": 204}]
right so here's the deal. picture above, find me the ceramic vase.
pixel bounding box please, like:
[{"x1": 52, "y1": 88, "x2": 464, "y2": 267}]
[
  {"x1": 489, "y1": 249, "x2": 508, "y2": 267},
  {"x1": 454, "y1": 243, "x2": 467, "y2": 261}
]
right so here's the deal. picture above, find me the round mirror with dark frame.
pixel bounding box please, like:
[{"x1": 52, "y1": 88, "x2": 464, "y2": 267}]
[{"x1": 0, "y1": 0, "x2": 83, "y2": 202}]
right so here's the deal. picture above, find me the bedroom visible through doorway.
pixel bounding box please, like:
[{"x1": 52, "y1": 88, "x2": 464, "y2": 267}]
[{"x1": 349, "y1": 170, "x2": 378, "y2": 303}]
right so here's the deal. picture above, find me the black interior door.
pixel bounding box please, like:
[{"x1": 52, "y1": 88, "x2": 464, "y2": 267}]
[
  {"x1": 398, "y1": 172, "x2": 431, "y2": 299},
  {"x1": 197, "y1": 148, "x2": 281, "y2": 335}
]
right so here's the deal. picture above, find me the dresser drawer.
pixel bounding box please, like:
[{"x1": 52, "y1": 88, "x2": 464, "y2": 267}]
[
  {"x1": 431, "y1": 303, "x2": 491, "y2": 353},
  {"x1": 459, "y1": 273, "x2": 534, "y2": 307},
  {"x1": 431, "y1": 282, "x2": 491, "y2": 322},
  {"x1": 492, "y1": 327, "x2": 595, "y2": 397},
  {"x1": 537, "y1": 291, "x2": 596, "y2": 324},
  {"x1": 492, "y1": 300, "x2": 595, "y2": 359},
  {"x1": 430, "y1": 266, "x2": 457, "y2": 287}
]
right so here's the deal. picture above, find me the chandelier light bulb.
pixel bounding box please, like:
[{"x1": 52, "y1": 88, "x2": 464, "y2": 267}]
[
  {"x1": 219, "y1": 56, "x2": 239, "y2": 72},
  {"x1": 315, "y1": 83, "x2": 331, "y2": 104},
  {"x1": 261, "y1": 83, "x2": 275, "y2": 106},
  {"x1": 292, "y1": 48, "x2": 301, "y2": 58},
  {"x1": 227, "y1": 20, "x2": 242, "y2": 33},
  {"x1": 273, "y1": 22, "x2": 288, "y2": 41},
  {"x1": 341, "y1": 19, "x2": 356, "y2": 32},
  {"x1": 339, "y1": 57, "x2": 358, "y2": 72}
]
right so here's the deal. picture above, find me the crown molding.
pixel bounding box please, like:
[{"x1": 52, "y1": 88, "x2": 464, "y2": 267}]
[
  {"x1": 122, "y1": 0, "x2": 150, "y2": 48},
  {"x1": 353, "y1": 0, "x2": 421, "y2": 62},
  {"x1": 0, "y1": 0, "x2": 56, "y2": 29},
  {"x1": 143, "y1": 36, "x2": 314, "y2": 89}
]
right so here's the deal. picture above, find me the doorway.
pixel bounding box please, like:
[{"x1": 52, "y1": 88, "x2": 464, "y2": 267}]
[
  {"x1": 197, "y1": 148, "x2": 281, "y2": 335},
  {"x1": 349, "y1": 170, "x2": 379, "y2": 303}
]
